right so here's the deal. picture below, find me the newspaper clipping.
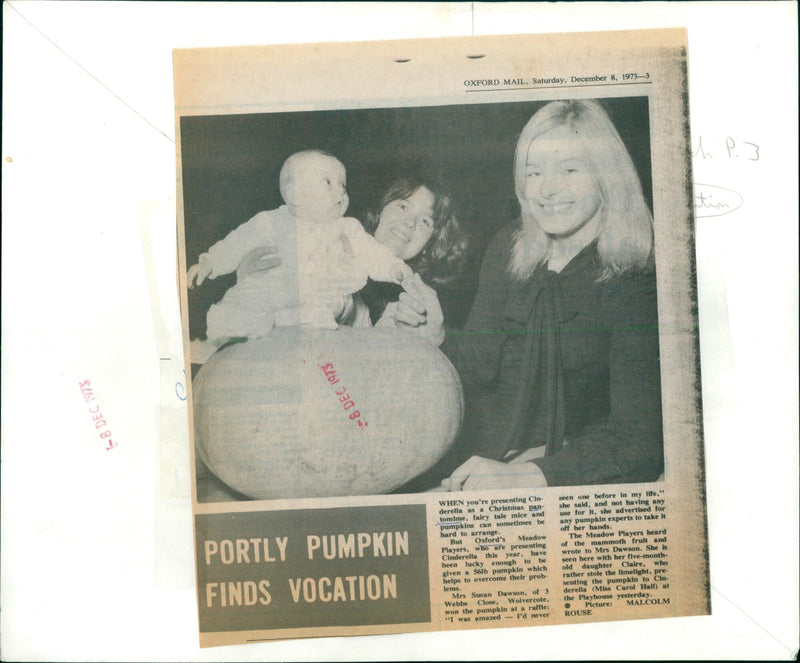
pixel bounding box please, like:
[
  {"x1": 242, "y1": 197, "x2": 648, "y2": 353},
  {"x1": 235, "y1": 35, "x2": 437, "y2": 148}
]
[{"x1": 174, "y1": 30, "x2": 709, "y2": 647}]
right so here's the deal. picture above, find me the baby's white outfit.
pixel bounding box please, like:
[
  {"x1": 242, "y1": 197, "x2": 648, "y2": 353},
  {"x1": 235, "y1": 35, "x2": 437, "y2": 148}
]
[{"x1": 200, "y1": 205, "x2": 403, "y2": 339}]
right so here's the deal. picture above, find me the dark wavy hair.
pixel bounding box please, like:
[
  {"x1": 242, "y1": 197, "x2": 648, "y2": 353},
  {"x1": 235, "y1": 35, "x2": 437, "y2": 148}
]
[{"x1": 363, "y1": 172, "x2": 468, "y2": 287}]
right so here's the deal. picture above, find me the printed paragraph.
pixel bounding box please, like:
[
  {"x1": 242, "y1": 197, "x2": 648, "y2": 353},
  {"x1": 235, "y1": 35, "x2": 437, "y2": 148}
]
[
  {"x1": 558, "y1": 489, "x2": 671, "y2": 617},
  {"x1": 437, "y1": 496, "x2": 550, "y2": 625}
]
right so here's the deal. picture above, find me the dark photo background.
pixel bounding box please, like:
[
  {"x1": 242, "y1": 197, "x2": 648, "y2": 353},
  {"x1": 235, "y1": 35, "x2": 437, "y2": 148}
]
[{"x1": 181, "y1": 97, "x2": 651, "y2": 339}]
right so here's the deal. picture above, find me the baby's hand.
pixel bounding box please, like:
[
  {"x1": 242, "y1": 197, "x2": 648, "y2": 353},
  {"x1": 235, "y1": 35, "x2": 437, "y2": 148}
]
[
  {"x1": 392, "y1": 262, "x2": 414, "y2": 287},
  {"x1": 393, "y1": 263, "x2": 423, "y2": 300},
  {"x1": 187, "y1": 258, "x2": 212, "y2": 288}
]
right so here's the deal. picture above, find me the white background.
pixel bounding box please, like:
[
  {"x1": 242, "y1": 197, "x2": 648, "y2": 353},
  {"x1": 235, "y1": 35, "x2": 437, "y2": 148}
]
[{"x1": 2, "y1": 2, "x2": 797, "y2": 660}]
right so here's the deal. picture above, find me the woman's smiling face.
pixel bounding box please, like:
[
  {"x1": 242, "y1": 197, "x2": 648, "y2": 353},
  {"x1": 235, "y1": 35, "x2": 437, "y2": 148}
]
[
  {"x1": 374, "y1": 186, "x2": 436, "y2": 260},
  {"x1": 523, "y1": 124, "x2": 603, "y2": 240}
]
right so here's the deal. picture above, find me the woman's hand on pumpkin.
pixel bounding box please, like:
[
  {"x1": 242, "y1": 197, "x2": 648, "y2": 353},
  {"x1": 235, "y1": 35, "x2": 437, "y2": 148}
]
[
  {"x1": 236, "y1": 244, "x2": 282, "y2": 283},
  {"x1": 441, "y1": 455, "x2": 548, "y2": 491},
  {"x1": 391, "y1": 274, "x2": 445, "y2": 346}
]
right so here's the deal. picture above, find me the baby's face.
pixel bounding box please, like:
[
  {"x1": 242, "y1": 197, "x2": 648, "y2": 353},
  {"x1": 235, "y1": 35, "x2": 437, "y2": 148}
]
[{"x1": 290, "y1": 155, "x2": 349, "y2": 223}]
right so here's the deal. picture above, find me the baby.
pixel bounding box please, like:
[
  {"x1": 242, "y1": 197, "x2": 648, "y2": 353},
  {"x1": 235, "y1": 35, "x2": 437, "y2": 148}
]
[{"x1": 187, "y1": 150, "x2": 414, "y2": 344}]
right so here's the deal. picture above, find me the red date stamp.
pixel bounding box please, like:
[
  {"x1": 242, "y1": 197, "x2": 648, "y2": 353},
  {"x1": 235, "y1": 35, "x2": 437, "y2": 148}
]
[
  {"x1": 78, "y1": 379, "x2": 118, "y2": 450},
  {"x1": 318, "y1": 362, "x2": 368, "y2": 429}
]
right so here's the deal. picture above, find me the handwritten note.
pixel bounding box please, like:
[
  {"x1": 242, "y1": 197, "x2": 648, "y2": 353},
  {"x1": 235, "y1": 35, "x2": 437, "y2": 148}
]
[
  {"x1": 691, "y1": 134, "x2": 761, "y2": 218},
  {"x1": 175, "y1": 368, "x2": 187, "y2": 402},
  {"x1": 692, "y1": 135, "x2": 760, "y2": 162},
  {"x1": 693, "y1": 184, "x2": 744, "y2": 218}
]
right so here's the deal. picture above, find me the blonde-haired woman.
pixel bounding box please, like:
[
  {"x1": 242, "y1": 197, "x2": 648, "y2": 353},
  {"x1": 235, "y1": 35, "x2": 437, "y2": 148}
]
[{"x1": 441, "y1": 99, "x2": 663, "y2": 490}]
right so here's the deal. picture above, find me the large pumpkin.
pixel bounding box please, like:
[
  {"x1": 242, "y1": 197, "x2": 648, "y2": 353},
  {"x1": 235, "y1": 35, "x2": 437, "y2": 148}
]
[{"x1": 193, "y1": 327, "x2": 463, "y2": 499}]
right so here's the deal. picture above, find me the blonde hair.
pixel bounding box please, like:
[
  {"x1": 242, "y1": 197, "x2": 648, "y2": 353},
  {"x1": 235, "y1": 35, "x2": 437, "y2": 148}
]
[{"x1": 510, "y1": 99, "x2": 654, "y2": 281}]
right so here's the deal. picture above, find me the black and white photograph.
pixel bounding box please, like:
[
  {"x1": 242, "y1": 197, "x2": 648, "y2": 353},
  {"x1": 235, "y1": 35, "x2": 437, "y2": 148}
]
[{"x1": 181, "y1": 96, "x2": 663, "y2": 503}]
